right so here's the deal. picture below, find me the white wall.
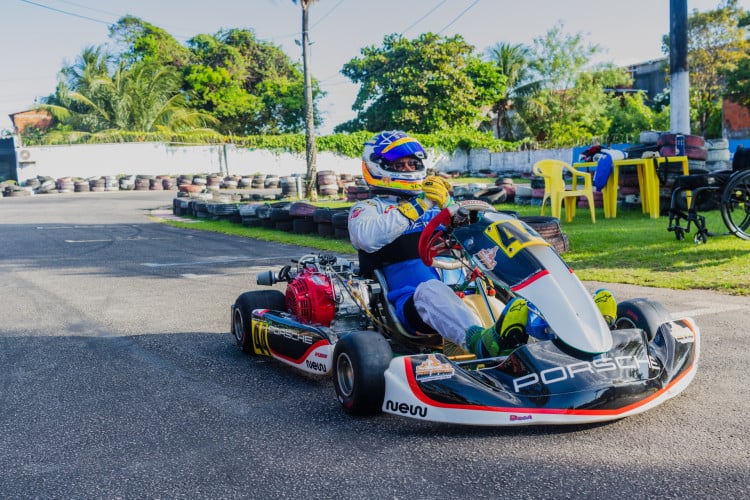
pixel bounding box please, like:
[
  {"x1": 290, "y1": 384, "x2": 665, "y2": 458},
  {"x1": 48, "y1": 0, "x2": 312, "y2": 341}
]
[{"x1": 14, "y1": 142, "x2": 575, "y2": 181}]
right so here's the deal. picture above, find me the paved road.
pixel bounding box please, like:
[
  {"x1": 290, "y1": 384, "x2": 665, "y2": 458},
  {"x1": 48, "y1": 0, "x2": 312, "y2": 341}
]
[{"x1": 0, "y1": 191, "x2": 748, "y2": 499}]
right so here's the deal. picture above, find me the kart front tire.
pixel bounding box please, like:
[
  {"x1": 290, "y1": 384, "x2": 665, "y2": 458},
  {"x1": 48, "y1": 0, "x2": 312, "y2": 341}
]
[
  {"x1": 232, "y1": 290, "x2": 286, "y2": 354},
  {"x1": 333, "y1": 331, "x2": 392, "y2": 416},
  {"x1": 614, "y1": 298, "x2": 671, "y2": 342}
]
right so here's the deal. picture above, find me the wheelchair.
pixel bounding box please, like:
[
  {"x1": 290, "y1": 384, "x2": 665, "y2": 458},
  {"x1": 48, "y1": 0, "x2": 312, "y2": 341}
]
[{"x1": 667, "y1": 146, "x2": 750, "y2": 243}]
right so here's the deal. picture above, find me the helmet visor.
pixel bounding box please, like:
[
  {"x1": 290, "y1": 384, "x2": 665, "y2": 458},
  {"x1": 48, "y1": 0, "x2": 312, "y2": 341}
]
[{"x1": 384, "y1": 158, "x2": 424, "y2": 172}]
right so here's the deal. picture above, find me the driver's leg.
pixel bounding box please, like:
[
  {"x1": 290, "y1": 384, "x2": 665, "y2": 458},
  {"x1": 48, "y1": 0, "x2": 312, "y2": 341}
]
[{"x1": 413, "y1": 279, "x2": 481, "y2": 345}]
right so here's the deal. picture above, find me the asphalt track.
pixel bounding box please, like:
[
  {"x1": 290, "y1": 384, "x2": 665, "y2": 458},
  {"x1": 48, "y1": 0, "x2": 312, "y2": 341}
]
[{"x1": 0, "y1": 191, "x2": 748, "y2": 499}]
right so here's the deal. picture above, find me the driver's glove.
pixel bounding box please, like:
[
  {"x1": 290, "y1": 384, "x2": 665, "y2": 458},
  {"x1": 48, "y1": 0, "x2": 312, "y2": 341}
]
[
  {"x1": 398, "y1": 196, "x2": 431, "y2": 221},
  {"x1": 422, "y1": 176, "x2": 453, "y2": 209}
]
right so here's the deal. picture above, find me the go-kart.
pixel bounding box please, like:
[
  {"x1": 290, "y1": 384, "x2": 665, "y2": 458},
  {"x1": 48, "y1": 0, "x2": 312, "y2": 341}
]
[{"x1": 231, "y1": 200, "x2": 700, "y2": 426}]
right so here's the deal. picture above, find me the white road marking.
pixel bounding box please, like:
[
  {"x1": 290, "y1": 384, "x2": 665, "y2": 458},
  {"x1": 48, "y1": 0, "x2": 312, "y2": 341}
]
[
  {"x1": 673, "y1": 303, "x2": 746, "y2": 318},
  {"x1": 142, "y1": 258, "x2": 296, "y2": 268},
  {"x1": 65, "y1": 236, "x2": 172, "y2": 243}
]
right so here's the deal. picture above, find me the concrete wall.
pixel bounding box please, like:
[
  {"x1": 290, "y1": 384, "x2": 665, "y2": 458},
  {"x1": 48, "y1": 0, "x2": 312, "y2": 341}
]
[{"x1": 14, "y1": 141, "x2": 575, "y2": 182}]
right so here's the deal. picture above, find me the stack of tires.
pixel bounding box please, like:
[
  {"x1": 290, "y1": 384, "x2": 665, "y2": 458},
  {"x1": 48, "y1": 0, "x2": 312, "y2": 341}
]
[
  {"x1": 529, "y1": 176, "x2": 545, "y2": 206},
  {"x1": 119, "y1": 175, "x2": 136, "y2": 191},
  {"x1": 705, "y1": 138, "x2": 731, "y2": 172},
  {"x1": 513, "y1": 184, "x2": 532, "y2": 205},
  {"x1": 576, "y1": 190, "x2": 603, "y2": 209},
  {"x1": 518, "y1": 216, "x2": 570, "y2": 254},
  {"x1": 617, "y1": 166, "x2": 642, "y2": 210},
  {"x1": 316, "y1": 170, "x2": 339, "y2": 197},
  {"x1": 57, "y1": 177, "x2": 75, "y2": 193},
  {"x1": 89, "y1": 176, "x2": 106, "y2": 192},
  {"x1": 280, "y1": 175, "x2": 307, "y2": 198},
  {"x1": 74, "y1": 179, "x2": 90, "y2": 192},
  {"x1": 657, "y1": 133, "x2": 707, "y2": 169}
]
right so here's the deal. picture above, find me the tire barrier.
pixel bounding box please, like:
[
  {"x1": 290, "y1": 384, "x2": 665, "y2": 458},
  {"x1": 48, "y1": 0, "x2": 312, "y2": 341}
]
[
  {"x1": 168, "y1": 195, "x2": 569, "y2": 251},
  {"x1": 519, "y1": 216, "x2": 570, "y2": 254}
]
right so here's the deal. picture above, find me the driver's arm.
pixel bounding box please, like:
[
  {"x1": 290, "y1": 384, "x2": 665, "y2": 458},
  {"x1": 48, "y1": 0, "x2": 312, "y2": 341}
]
[{"x1": 348, "y1": 199, "x2": 411, "y2": 253}]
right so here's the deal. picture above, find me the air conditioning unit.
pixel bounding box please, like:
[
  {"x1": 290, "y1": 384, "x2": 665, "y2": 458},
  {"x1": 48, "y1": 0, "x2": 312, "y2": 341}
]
[{"x1": 18, "y1": 149, "x2": 34, "y2": 163}]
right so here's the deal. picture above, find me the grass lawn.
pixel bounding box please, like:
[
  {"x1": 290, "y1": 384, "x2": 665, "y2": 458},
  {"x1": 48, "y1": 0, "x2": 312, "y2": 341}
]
[{"x1": 159, "y1": 199, "x2": 750, "y2": 296}]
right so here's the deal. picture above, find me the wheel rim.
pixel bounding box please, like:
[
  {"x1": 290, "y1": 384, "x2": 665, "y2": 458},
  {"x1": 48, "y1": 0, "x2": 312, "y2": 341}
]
[
  {"x1": 336, "y1": 352, "x2": 355, "y2": 397},
  {"x1": 614, "y1": 317, "x2": 637, "y2": 330},
  {"x1": 232, "y1": 308, "x2": 244, "y2": 343}
]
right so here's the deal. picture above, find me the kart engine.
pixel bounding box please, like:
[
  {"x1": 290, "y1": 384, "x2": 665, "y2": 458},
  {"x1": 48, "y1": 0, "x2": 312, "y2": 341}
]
[
  {"x1": 285, "y1": 266, "x2": 335, "y2": 326},
  {"x1": 256, "y1": 254, "x2": 374, "y2": 331}
]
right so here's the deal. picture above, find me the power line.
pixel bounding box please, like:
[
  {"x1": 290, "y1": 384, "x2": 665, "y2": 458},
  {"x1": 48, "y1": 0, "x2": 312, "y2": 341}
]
[
  {"x1": 311, "y1": 0, "x2": 345, "y2": 29},
  {"x1": 401, "y1": 0, "x2": 449, "y2": 35},
  {"x1": 437, "y1": 0, "x2": 481, "y2": 35},
  {"x1": 53, "y1": 0, "x2": 121, "y2": 18},
  {"x1": 17, "y1": 0, "x2": 113, "y2": 25}
]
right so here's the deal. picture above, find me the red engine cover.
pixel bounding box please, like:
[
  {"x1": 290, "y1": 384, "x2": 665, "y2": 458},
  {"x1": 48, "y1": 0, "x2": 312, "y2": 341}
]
[{"x1": 285, "y1": 270, "x2": 336, "y2": 326}]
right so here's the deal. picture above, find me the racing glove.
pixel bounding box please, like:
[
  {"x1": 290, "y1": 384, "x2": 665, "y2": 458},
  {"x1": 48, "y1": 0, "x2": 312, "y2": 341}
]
[
  {"x1": 398, "y1": 196, "x2": 431, "y2": 221},
  {"x1": 422, "y1": 176, "x2": 453, "y2": 209}
]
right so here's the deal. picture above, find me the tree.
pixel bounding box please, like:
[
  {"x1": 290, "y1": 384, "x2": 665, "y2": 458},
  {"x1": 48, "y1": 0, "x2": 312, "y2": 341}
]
[
  {"x1": 185, "y1": 28, "x2": 321, "y2": 135},
  {"x1": 337, "y1": 33, "x2": 503, "y2": 133},
  {"x1": 109, "y1": 15, "x2": 192, "y2": 69},
  {"x1": 722, "y1": 3, "x2": 750, "y2": 116},
  {"x1": 523, "y1": 23, "x2": 630, "y2": 144},
  {"x1": 606, "y1": 91, "x2": 670, "y2": 142},
  {"x1": 485, "y1": 42, "x2": 541, "y2": 140},
  {"x1": 663, "y1": 0, "x2": 750, "y2": 136},
  {"x1": 43, "y1": 58, "x2": 216, "y2": 136}
]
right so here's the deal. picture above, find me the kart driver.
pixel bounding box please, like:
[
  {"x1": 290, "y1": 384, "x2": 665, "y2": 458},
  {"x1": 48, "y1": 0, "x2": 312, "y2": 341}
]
[{"x1": 347, "y1": 131, "x2": 529, "y2": 357}]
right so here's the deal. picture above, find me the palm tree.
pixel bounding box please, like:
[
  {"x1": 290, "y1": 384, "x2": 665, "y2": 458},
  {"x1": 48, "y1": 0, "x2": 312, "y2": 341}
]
[
  {"x1": 486, "y1": 42, "x2": 543, "y2": 141},
  {"x1": 43, "y1": 54, "x2": 217, "y2": 137}
]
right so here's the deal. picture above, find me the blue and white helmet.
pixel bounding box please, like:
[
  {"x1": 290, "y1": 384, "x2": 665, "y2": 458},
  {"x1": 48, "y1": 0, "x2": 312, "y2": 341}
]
[{"x1": 362, "y1": 130, "x2": 427, "y2": 197}]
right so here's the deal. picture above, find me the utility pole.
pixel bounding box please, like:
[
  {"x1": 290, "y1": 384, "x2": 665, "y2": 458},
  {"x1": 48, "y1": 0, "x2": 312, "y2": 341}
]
[
  {"x1": 669, "y1": 0, "x2": 690, "y2": 134},
  {"x1": 300, "y1": 0, "x2": 318, "y2": 201}
]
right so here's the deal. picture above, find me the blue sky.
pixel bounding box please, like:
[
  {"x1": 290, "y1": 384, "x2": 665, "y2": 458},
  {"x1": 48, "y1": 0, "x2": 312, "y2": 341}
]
[{"x1": 1, "y1": 0, "x2": 745, "y2": 134}]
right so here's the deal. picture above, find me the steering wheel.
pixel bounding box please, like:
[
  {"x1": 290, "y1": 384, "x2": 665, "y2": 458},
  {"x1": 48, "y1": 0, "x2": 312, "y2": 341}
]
[{"x1": 418, "y1": 200, "x2": 496, "y2": 270}]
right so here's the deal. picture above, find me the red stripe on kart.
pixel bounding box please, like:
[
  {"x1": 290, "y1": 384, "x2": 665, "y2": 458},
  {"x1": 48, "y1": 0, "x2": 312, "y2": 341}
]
[
  {"x1": 403, "y1": 347, "x2": 697, "y2": 417},
  {"x1": 271, "y1": 340, "x2": 329, "y2": 365},
  {"x1": 511, "y1": 269, "x2": 549, "y2": 292}
]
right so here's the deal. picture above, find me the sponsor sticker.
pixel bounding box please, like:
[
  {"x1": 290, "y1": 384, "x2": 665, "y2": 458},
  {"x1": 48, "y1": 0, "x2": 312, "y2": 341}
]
[
  {"x1": 475, "y1": 246, "x2": 499, "y2": 269},
  {"x1": 415, "y1": 354, "x2": 455, "y2": 382},
  {"x1": 670, "y1": 321, "x2": 696, "y2": 344},
  {"x1": 510, "y1": 414, "x2": 532, "y2": 422}
]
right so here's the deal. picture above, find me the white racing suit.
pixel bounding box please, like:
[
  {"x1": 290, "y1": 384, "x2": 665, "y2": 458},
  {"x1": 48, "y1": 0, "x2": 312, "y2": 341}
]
[{"x1": 347, "y1": 195, "x2": 481, "y2": 346}]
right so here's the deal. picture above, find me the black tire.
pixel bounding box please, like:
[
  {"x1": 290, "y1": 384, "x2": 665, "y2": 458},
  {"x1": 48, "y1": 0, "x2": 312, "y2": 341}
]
[
  {"x1": 292, "y1": 217, "x2": 316, "y2": 234},
  {"x1": 269, "y1": 206, "x2": 292, "y2": 222},
  {"x1": 333, "y1": 226, "x2": 350, "y2": 240},
  {"x1": 613, "y1": 298, "x2": 671, "y2": 342},
  {"x1": 333, "y1": 331, "x2": 392, "y2": 416},
  {"x1": 720, "y1": 170, "x2": 750, "y2": 240},
  {"x1": 317, "y1": 222, "x2": 334, "y2": 237},
  {"x1": 232, "y1": 290, "x2": 286, "y2": 354},
  {"x1": 331, "y1": 210, "x2": 350, "y2": 229},
  {"x1": 518, "y1": 215, "x2": 563, "y2": 240},
  {"x1": 313, "y1": 207, "x2": 334, "y2": 224}
]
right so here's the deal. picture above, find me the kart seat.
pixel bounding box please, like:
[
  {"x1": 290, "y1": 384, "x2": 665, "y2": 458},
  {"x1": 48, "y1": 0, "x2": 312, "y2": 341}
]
[{"x1": 372, "y1": 269, "x2": 442, "y2": 347}]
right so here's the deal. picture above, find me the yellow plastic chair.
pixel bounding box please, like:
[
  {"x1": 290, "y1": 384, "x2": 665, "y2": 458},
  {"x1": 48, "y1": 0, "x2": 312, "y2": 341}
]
[{"x1": 532, "y1": 159, "x2": 596, "y2": 223}]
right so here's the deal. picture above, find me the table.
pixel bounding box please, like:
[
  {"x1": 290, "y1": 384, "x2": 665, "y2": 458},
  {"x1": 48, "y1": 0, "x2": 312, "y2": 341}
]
[{"x1": 573, "y1": 156, "x2": 689, "y2": 219}]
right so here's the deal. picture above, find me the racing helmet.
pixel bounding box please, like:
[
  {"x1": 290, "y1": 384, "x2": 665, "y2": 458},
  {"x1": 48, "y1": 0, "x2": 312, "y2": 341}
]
[{"x1": 362, "y1": 130, "x2": 427, "y2": 197}]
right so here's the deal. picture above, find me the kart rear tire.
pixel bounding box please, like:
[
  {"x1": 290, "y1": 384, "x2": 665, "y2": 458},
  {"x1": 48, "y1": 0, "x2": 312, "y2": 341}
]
[
  {"x1": 613, "y1": 298, "x2": 671, "y2": 342},
  {"x1": 333, "y1": 331, "x2": 392, "y2": 416},
  {"x1": 233, "y1": 290, "x2": 286, "y2": 354}
]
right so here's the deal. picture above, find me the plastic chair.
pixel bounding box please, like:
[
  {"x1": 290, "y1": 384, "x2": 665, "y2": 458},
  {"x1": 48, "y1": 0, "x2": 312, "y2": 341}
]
[{"x1": 533, "y1": 159, "x2": 596, "y2": 223}]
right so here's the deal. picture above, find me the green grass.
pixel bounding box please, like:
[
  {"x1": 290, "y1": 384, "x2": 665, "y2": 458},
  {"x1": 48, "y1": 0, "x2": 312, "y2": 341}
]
[{"x1": 158, "y1": 202, "x2": 750, "y2": 295}]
